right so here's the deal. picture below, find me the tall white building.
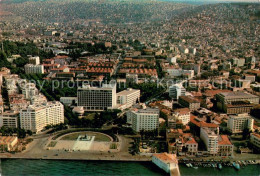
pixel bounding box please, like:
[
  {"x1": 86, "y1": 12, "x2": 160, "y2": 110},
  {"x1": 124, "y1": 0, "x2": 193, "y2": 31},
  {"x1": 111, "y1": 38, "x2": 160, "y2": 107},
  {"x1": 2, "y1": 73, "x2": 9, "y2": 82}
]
[
  {"x1": 127, "y1": 104, "x2": 159, "y2": 132},
  {"x1": 29, "y1": 56, "x2": 40, "y2": 65},
  {"x1": 227, "y1": 114, "x2": 254, "y2": 134},
  {"x1": 24, "y1": 64, "x2": 44, "y2": 74},
  {"x1": 21, "y1": 83, "x2": 39, "y2": 100},
  {"x1": 20, "y1": 101, "x2": 64, "y2": 133},
  {"x1": 200, "y1": 127, "x2": 219, "y2": 155},
  {"x1": 169, "y1": 84, "x2": 186, "y2": 100},
  {"x1": 117, "y1": 88, "x2": 140, "y2": 109},
  {"x1": 77, "y1": 84, "x2": 117, "y2": 111}
]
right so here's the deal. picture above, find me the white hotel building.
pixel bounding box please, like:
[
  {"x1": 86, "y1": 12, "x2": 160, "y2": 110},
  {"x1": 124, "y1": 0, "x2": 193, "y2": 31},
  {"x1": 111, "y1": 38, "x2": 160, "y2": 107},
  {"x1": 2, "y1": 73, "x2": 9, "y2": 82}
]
[
  {"x1": 127, "y1": 104, "x2": 159, "y2": 132},
  {"x1": 227, "y1": 113, "x2": 254, "y2": 134},
  {"x1": 20, "y1": 101, "x2": 64, "y2": 133},
  {"x1": 117, "y1": 88, "x2": 140, "y2": 109},
  {"x1": 77, "y1": 84, "x2": 117, "y2": 111}
]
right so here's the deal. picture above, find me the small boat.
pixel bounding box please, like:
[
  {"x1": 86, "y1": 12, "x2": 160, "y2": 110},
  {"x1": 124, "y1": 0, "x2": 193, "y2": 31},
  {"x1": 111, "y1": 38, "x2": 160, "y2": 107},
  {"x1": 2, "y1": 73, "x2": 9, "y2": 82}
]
[
  {"x1": 233, "y1": 162, "x2": 240, "y2": 170},
  {"x1": 193, "y1": 166, "x2": 198, "y2": 169},
  {"x1": 218, "y1": 163, "x2": 222, "y2": 170},
  {"x1": 186, "y1": 163, "x2": 192, "y2": 167}
]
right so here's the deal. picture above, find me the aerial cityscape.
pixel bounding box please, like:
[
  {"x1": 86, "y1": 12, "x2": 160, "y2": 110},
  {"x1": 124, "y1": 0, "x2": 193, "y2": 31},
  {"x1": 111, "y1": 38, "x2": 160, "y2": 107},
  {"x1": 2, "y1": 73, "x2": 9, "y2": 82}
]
[{"x1": 0, "y1": 0, "x2": 259, "y2": 175}]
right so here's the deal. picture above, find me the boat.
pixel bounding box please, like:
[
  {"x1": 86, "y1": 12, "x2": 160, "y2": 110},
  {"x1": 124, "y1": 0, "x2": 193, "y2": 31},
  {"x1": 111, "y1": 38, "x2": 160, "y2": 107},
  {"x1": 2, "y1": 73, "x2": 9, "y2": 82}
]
[
  {"x1": 233, "y1": 162, "x2": 240, "y2": 170},
  {"x1": 218, "y1": 163, "x2": 222, "y2": 170},
  {"x1": 186, "y1": 163, "x2": 192, "y2": 167},
  {"x1": 193, "y1": 167, "x2": 198, "y2": 169}
]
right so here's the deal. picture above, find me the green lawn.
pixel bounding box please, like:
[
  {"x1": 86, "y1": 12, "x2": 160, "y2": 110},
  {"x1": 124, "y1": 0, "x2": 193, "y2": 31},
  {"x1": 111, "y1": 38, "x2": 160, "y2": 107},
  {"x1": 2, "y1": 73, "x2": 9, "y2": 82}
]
[
  {"x1": 60, "y1": 132, "x2": 111, "y2": 142},
  {"x1": 47, "y1": 141, "x2": 57, "y2": 147}
]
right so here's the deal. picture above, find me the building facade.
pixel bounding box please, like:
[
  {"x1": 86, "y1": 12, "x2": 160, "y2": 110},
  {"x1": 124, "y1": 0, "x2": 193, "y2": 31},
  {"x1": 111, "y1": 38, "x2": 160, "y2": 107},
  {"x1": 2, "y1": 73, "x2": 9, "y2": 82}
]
[
  {"x1": 227, "y1": 113, "x2": 254, "y2": 134},
  {"x1": 250, "y1": 133, "x2": 260, "y2": 148},
  {"x1": 178, "y1": 96, "x2": 200, "y2": 111},
  {"x1": 24, "y1": 64, "x2": 44, "y2": 74},
  {"x1": 216, "y1": 92, "x2": 259, "y2": 114},
  {"x1": 169, "y1": 84, "x2": 186, "y2": 100},
  {"x1": 127, "y1": 105, "x2": 159, "y2": 132},
  {"x1": 20, "y1": 101, "x2": 64, "y2": 133},
  {"x1": 77, "y1": 84, "x2": 117, "y2": 111},
  {"x1": 200, "y1": 127, "x2": 219, "y2": 155},
  {"x1": 0, "y1": 111, "x2": 19, "y2": 128},
  {"x1": 117, "y1": 88, "x2": 140, "y2": 109}
]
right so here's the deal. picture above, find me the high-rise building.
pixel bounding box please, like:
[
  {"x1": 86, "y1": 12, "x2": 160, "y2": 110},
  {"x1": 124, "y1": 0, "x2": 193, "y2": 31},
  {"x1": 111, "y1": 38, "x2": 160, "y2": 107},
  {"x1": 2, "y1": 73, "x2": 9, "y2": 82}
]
[
  {"x1": 117, "y1": 88, "x2": 140, "y2": 109},
  {"x1": 169, "y1": 84, "x2": 186, "y2": 100},
  {"x1": 20, "y1": 101, "x2": 64, "y2": 133},
  {"x1": 200, "y1": 127, "x2": 219, "y2": 155},
  {"x1": 21, "y1": 83, "x2": 39, "y2": 100},
  {"x1": 227, "y1": 113, "x2": 254, "y2": 134},
  {"x1": 77, "y1": 84, "x2": 117, "y2": 111},
  {"x1": 24, "y1": 64, "x2": 44, "y2": 74},
  {"x1": 127, "y1": 104, "x2": 159, "y2": 132}
]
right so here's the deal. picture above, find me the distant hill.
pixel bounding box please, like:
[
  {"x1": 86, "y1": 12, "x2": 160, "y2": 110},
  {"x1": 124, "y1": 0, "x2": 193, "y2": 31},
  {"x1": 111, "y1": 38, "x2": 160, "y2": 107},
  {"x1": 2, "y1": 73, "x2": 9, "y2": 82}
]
[{"x1": 1, "y1": 0, "x2": 192, "y2": 23}]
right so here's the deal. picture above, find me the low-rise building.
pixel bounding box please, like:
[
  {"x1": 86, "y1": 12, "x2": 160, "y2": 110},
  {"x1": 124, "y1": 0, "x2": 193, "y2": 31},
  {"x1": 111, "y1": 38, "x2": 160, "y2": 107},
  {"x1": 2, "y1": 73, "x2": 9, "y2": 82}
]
[
  {"x1": 152, "y1": 153, "x2": 180, "y2": 175},
  {"x1": 218, "y1": 135, "x2": 233, "y2": 156},
  {"x1": 250, "y1": 133, "x2": 260, "y2": 148},
  {"x1": 0, "y1": 136, "x2": 18, "y2": 152},
  {"x1": 178, "y1": 96, "x2": 200, "y2": 111},
  {"x1": 216, "y1": 91, "x2": 259, "y2": 114},
  {"x1": 0, "y1": 111, "x2": 19, "y2": 128}
]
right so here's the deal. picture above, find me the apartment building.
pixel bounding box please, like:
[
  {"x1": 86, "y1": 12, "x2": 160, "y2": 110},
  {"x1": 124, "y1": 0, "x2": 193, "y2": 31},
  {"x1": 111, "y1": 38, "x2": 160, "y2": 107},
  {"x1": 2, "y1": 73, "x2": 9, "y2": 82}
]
[
  {"x1": 200, "y1": 127, "x2": 233, "y2": 156},
  {"x1": 117, "y1": 88, "x2": 140, "y2": 109},
  {"x1": 20, "y1": 101, "x2": 64, "y2": 133},
  {"x1": 24, "y1": 64, "x2": 44, "y2": 74},
  {"x1": 172, "y1": 108, "x2": 191, "y2": 125},
  {"x1": 178, "y1": 96, "x2": 200, "y2": 111},
  {"x1": 0, "y1": 111, "x2": 19, "y2": 128},
  {"x1": 200, "y1": 127, "x2": 219, "y2": 155},
  {"x1": 127, "y1": 104, "x2": 159, "y2": 132},
  {"x1": 250, "y1": 133, "x2": 260, "y2": 148},
  {"x1": 218, "y1": 135, "x2": 233, "y2": 156},
  {"x1": 169, "y1": 84, "x2": 186, "y2": 100},
  {"x1": 227, "y1": 114, "x2": 254, "y2": 134},
  {"x1": 77, "y1": 84, "x2": 117, "y2": 111},
  {"x1": 21, "y1": 83, "x2": 39, "y2": 100}
]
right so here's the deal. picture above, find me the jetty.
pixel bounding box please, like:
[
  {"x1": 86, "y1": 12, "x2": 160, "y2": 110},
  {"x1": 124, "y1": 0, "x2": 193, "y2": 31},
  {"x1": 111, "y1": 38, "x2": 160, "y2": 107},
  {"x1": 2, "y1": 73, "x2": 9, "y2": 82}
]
[{"x1": 152, "y1": 153, "x2": 180, "y2": 176}]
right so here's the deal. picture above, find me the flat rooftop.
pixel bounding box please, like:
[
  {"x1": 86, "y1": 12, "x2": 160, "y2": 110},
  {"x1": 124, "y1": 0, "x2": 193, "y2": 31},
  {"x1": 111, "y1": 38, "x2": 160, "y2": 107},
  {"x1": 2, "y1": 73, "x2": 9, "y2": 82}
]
[{"x1": 218, "y1": 91, "x2": 259, "y2": 99}]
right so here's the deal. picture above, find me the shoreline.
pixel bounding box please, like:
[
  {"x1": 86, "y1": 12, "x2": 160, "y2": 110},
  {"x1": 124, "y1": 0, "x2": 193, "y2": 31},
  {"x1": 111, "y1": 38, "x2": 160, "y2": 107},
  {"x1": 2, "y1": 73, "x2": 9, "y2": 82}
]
[{"x1": 0, "y1": 155, "x2": 259, "y2": 165}]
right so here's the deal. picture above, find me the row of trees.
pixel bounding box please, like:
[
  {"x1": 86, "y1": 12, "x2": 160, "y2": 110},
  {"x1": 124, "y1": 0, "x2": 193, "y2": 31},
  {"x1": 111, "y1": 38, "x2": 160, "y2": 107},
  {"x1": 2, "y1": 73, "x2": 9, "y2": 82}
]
[{"x1": 0, "y1": 126, "x2": 32, "y2": 138}]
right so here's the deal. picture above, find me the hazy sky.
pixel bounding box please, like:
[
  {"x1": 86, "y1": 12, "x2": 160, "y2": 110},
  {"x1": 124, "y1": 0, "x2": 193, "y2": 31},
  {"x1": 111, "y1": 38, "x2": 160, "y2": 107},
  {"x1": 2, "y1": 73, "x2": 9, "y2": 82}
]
[{"x1": 170, "y1": 0, "x2": 259, "y2": 2}]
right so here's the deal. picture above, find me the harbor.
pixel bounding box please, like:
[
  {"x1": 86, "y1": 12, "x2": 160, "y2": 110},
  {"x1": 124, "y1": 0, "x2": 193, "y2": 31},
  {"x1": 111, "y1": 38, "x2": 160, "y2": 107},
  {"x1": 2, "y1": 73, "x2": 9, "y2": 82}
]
[{"x1": 0, "y1": 158, "x2": 259, "y2": 176}]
